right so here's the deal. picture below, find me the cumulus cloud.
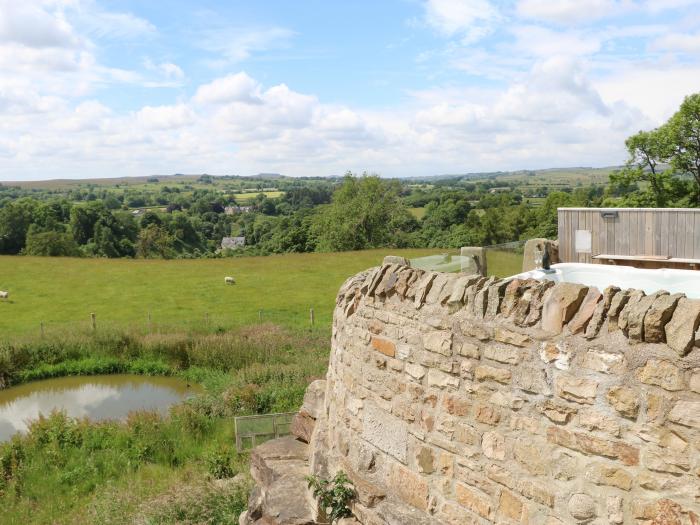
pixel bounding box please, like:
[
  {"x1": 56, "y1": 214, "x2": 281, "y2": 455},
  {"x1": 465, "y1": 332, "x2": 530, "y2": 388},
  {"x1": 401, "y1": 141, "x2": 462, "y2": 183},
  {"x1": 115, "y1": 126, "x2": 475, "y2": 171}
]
[
  {"x1": 193, "y1": 72, "x2": 261, "y2": 105},
  {"x1": 516, "y1": 0, "x2": 622, "y2": 25},
  {"x1": 424, "y1": 0, "x2": 500, "y2": 42},
  {"x1": 0, "y1": 1, "x2": 79, "y2": 48},
  {"x1": 136, "y1": 104, "x2": 194, "y2": 130}
]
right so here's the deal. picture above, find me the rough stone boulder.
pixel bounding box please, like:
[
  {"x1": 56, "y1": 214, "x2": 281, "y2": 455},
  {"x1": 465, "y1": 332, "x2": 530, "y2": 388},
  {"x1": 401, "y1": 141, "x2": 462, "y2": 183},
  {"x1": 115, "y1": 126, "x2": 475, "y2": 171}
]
[
  {"x1": 541, "y1": 283, "x2": 588, "y2": 334},
  {"x1": 240, "y1": 436, "x2": 316, "y2": 525}
]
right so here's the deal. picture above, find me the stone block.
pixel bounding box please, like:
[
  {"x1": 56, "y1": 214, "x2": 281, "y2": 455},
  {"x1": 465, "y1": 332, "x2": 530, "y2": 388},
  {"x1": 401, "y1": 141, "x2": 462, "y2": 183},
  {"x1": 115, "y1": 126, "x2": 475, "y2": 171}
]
[
  {"x1": 539, "y1": 341, "x2": 571, "y2": 370},
  {"x1": 580, "y1": 348, "x2": 626, "y2": 374},
  {"x1": 665, "y1": 297, "x2": 700, "y2": 356},
  {"x1": 577, "y1": 409, "x2": 621, "y2": 437},
  {"x1": 555, "y1": 375, "x2": 598, "y2": 404},
  {"x1": 486, "y1": 280, "x2": 509, "y2": 318},
  {"x1": 584, "y1": 285, "x2": 619, "y2": 339},
  {"x1": 617, "y1": 289, "x2": 644, "y2": 332},
  {"x1": 644, "y1": 292, "x2": 683, "y2": 343},
  {"x1": 690, "y1": 369, "x2": 700, "y2": 394},
  {"x1": 626, "y1": 291, "x2": 663, "y2": 341},
  {"x1": 388, "y1": 463, "x2": 429, "y2": 511},
  {"x1": 607, "y1": 495, "x2": 624, "y2": 525},
  {"x1": 291, "y1": 412, "x2": 315, "y2": 443},
  {"x1": 567, "y1": 493, "x2": 597, "y2": 521},
  {"x1": 538, "y1": 399, "x2": 577, "y2": 423},
  {"x1": 514, "y1": 439, "x2": 548, "y2": 475},
  {"x1": 585, "y1": 463, "x2": 633, "y2": 490},
  {"x1": 541, "y1": 282, "x2": 588, "y2": 334},
  {"x1": 668, "y1": 400, "x2": 700, "y2": 429},
  {"x1": 405, "y1": 362, "x2": 426, "y2": 381},
  {"x1": 382, "y1": 255, "x2": 410, "y2": 266},
  {"x1": 498, "y1": 490, "x2": 527, "y2": 523},
  {"x1": 455, "y1": 483, "x2": 494, "y2": 520},
  {"x1": 423, "y1": 330, "x2": 453, "y2": 356},
  {"x1": 362, "y1": 402, "x2": 408, "y2": 463},
  {"x1": 546, "y1": 426, "x2": 639, "y2": 465},
  {"x1": 371, "y1": 336, "x2": 396, "y2": 358},
  {"x1": 457, "y1": 341, "x2": 480, "y2": 358},
  {"x1": 483, "y1": 344, "x2": 521, "y2": 365},
  {"x1": 427, "y1": 368, "x2": 459, "y2": 389},
  {"x1": 606, "y1": 386, "x2": 640, "y2": 419},
  {"x1": 606, "y1": 289, "x2": 631, "y2": 330},
  {"x1": 635, "y1": 359, "x2": 684, "y2": 391},
  {"x1": 475, "y1": 404, "x2": 501, "y2": 425},
  {"x1": 482, "y1": 431, "x2": 505, "y2": 460},
  {"x1": 442, "y1": 393, "x2": 471, "y2": 416},
  {"x1": 438, "y1": 501, "x2": 483, "y2": 525},
  {"x1": 474, "y1": 365, "x2": 512, "y2": 384},
  {"x1": 300, "y1": 379, "x2": 327, "y2": 419},
  {"x1": 568, "y1": 286, "x2": 602, "y2": 334},
  {"x1": 493, "y1": 327, "x2": 531, "y2": 347}
]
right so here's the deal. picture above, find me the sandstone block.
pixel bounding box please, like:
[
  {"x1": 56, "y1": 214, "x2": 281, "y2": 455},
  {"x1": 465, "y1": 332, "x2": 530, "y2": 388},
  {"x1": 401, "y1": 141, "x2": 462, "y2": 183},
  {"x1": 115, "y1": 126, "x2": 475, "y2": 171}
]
[
  {"x1": 556, "y1": 375, "x2": 598, "y2": 404},
  {"x1": 388, "y1": 463, "x2": 429, "y2": 511},
  {"x1": 500, "y1": 279, "x2": 526, "y2": 317},
  {"x1": 427, "y1": 368, "x2": 459, "y2": 389},
  {"x1": 425, "y1": 273, "x2": 449, "y2": 304},
  {"x1": 568, "y1": 493, "x2": 597, "y2": 521},
  {"x1": 541, "y1": 282, "x2": 588, "y2": 334},
  {"x1": 644, "y1": 292, "x2": 683, "y2": 343},
  {"x1": 493, "y1": 327, "x2": 531, "y2": 347},
  {"x1": 514, "y1": 439, "x2": 548, "y2": 475},
  {"x1": 382, "y1": 255, "x2": 410, "y2": 267},
  {"x1": 415, "y1": 446, "x2": 435, "y2": 474},
  {"x1": 690, "y1": 369, "x2": 700, "y2": 394},
  {"x1": 474, "y1": 365, "x2": 512, "y2": 384},
  {"x1": 606, "y1": 289, "x2": 631, "y2": 330},
  {"x1": 568, "y1": 286, "x2": 602, "y2": 334},
  {"x1": 584, "y1": 285, "x2": 619, "y2": 339},
  {"x1": 423, "y1": 330, "x2": 452, "y2": 356},
  {"x1": 538, "y1": 399, "x2": 577, "y2": 423},
  {"x1": 291, "y1": 412, "x2": 315, "y2": 443},
  {"x1": 443, "y1": 393, "x2": 471, "y2": 416},
  {"x1": 371, "y1": 336, "x2": 396, "y2": 357},
  {"x1": 482, "y1": 431, "x2": 505, "y2": 460},
  {"x1": 626, "y1": 291, "x2": 662, "y2": 341},
  {"x1": 665, "y1": 297, "x2": 700, "y2": 356},
  {"x1": 581, "y1": 348, "x2": 626, "y2": 374},
  {"x1": 457, "y1": 341, "x2": 480, "y2": 358},
  {"x1": 498, "y1": 490, "x2": 527, "y2": 523},
  {"x1": 539, "y1": 341, "x2": 571, "y2": 370},
  {"x1": 607, "y1": 495, "x2": 624, "y2": 525},
  {"x1": 455, "y1": 483, "x2": 494, "y2": 520},
  {"x1": 617, "y1": 289, "x2": 645, "y2": 332},
  {"x1": 577, "y1": 409, "x2": 621, "y2": 437},
  {"x1": 461, "y1": 246, "x2": 487, "y2": 276},
  {"x1": 586, "y1": 463, "x2": 633, "y2": 490},
  {"x1": 546, "y1": 426, "x2": 639, "y2": 465},
  {"x1": 606, "y1": 386, "x2": 639, "y2": 419},
  {"x1": 438, "y1": 501, "x2": 482, "y2": 525},
  {"x1": 300, "y1": 379, "x2": 327, "y2": 419},
  {"x1": 362, "y1": 403, "x2": 408, "y2": 463},
  {"x1": 475, "y1": 404, "x2": 501, "y2": 425},
  {"x1": 405, "y1": 362, "x2": 426, "y2": 381},
  {"x1": 514, "y1": 365, "x2": 552, "y2": 395},
  {"x1": 486, "y1": 280, "x2": 509, "y2": 318},
  {"x1": 483, "y1": 344, "x2": 521, "y2": 365},
  {"x1": 668, "y1": 400, "x2": 700, "y2": 429},
  {"x1": 635, "y1": 359, "x2": 684, "y2": 391}
]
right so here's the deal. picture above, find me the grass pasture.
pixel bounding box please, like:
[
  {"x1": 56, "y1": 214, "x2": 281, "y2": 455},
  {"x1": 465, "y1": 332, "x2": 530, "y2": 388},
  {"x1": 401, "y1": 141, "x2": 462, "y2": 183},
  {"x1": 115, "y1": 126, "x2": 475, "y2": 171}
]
[{"x1": 0, "y1": 249, "x2": 522, "y2": 339}]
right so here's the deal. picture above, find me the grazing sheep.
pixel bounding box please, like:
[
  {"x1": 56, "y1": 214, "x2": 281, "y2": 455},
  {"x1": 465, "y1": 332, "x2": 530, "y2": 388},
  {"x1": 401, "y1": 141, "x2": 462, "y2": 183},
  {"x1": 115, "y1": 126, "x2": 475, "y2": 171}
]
[
  {"x1": 0, "y1": 291, "x2": 8, "y2": 299},
  {"x1": 224, "y1": 276, "x2": 235, "y2": 285}
]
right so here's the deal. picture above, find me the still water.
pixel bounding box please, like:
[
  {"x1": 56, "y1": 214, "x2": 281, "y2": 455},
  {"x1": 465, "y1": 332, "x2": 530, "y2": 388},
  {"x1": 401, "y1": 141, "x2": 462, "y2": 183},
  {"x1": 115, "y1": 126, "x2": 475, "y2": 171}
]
[{"x1": 0, "y1": 374, "x2": 201, "y2": 441}]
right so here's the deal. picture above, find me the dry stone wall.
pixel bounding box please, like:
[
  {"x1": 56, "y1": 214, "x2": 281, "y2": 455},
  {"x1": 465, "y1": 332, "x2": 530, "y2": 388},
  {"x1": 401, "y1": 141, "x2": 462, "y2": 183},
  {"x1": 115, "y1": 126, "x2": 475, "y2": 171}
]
[{"x1": 309, "y1": 263, "x2": 700, "y2": 524}]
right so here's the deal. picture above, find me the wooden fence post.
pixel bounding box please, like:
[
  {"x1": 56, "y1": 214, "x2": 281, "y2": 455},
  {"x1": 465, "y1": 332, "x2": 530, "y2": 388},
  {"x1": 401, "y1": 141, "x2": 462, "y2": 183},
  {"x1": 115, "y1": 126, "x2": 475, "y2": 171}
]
[
  {"x1": 258, "y1": 309, "x2": 262, "y2": 322},
  {"x1": 310, "y1": 307, "x2": 315, "y2": 327},
  {"x1": 40, "y1": 322, "x2": 44, "y2": 338},
  {"x1": 91, "y1": 312, "x2": 96, "y2": 332}
]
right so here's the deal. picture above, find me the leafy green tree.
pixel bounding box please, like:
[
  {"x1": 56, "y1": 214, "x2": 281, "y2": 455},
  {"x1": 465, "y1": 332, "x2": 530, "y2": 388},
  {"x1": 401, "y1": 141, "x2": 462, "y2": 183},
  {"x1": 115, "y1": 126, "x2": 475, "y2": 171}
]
[
  {"x1": 136, "y1": 224, "x2": 176, "y2": 259},
  {"x1": 0, "y1": 198, "x2": 39, "y2": 254},
  {"x1": 311, "y1": 174, "x2": 417, "y2": 252},
  {"x1": 666, "y1": 93, "x2": 700, "y2": 202},
  {"x1": 24, "y1": 229, "x2": 80, "y2": 257}
]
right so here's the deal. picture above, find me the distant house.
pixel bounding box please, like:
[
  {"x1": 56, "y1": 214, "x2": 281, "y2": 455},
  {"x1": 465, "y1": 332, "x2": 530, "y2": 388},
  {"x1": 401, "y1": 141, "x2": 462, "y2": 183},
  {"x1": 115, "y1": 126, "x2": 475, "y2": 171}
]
[
  {"x1": 224, "y1": 206, "x2": 253, "y2": 215},
  {"x1": 221, "y1": 236, "x2": 246, "y2": 250}
]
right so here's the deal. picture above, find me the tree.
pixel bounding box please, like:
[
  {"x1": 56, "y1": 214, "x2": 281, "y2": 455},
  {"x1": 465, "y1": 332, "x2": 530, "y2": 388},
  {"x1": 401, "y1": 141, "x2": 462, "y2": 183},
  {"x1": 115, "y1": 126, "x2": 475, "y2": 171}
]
[
  {"x1": 0, "y1": 198, "x2": 39, "y2": 254},
  {"x1": 24, "y1": 229, "x2": 80, "y2": 257},
  {"x1": 666, "y1": 93, "x2": 700, "y2": 202},
  {"x1": 136, "y1": 224, "x2": 175, "y2": 259},
  {"x1": 311, "y1": 174, "x2": 417, "y2": 252}
]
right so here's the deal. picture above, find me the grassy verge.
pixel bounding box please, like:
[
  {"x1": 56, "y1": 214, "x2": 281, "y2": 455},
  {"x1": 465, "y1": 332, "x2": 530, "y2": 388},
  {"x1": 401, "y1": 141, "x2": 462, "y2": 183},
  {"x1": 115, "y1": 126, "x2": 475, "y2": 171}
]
[{"x1": 0, "y1": 324, "x2": 329, "y2": 524}]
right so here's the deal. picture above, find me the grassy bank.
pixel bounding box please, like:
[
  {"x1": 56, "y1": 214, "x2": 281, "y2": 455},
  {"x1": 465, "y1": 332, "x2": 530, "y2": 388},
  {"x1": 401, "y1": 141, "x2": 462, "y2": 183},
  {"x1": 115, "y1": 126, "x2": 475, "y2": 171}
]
[{"x1": 0, "y1": 325, "x2": 329, "y2": 524}]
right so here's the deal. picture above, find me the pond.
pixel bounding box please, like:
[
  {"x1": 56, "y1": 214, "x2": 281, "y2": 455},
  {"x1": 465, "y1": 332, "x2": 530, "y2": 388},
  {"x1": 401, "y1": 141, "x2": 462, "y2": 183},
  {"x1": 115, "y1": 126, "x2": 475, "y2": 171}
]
[{"x1": 0, "y1": 374, "x2": 201, "y2": 441}]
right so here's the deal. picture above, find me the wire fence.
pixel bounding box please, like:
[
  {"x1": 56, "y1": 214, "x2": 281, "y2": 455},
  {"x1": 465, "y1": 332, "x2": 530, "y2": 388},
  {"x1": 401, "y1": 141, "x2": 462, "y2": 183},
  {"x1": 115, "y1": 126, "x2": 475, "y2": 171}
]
[{"x1": 234, "y1": 412, "x2": 295, "y2": 452}]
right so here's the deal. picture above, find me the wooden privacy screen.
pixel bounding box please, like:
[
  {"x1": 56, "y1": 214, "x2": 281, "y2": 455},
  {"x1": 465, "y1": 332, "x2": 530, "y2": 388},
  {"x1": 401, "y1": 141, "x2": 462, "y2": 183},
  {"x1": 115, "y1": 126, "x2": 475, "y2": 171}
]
[{"x1": 557, "y1": 208, "x2": 700, "y2": 264}]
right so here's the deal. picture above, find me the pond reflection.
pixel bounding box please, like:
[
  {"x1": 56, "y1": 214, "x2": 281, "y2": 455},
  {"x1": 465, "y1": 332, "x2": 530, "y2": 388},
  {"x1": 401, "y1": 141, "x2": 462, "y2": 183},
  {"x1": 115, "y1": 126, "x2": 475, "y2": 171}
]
[{"x1": 0, "y1": 374, "x2": 201, "y2": 441}]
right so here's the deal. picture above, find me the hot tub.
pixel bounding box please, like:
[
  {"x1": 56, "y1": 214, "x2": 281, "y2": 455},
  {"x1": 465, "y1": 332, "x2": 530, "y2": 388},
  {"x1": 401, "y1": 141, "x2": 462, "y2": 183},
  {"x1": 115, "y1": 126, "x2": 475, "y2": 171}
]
[{"x1": 511, "y1": 263, "x2": 700, "y2": 298}]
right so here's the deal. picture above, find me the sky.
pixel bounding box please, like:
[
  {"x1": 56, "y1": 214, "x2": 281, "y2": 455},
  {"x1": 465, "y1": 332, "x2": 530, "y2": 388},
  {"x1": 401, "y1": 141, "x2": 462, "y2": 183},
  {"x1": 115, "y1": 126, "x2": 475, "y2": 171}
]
[{"x1": 1, "y1": 0, "x2": 700, "y2": 180}]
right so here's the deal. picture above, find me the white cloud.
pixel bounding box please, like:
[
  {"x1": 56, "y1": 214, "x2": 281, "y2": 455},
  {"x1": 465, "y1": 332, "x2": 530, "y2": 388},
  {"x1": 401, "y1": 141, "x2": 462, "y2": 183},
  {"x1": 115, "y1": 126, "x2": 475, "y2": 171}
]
[
  {"x1": 199, "y1": 27, "x2": 296, "y2": 65},
  {"x1": 651, "y1": 32, "x2": 700, "y2": 53},
  {"x1": 516, "y1": 0, "x2": 622, "y2": 25},
  {"x1": 0, "y1": 1, "x2": 79, "y2": 48},
  {"x1": 193, "y1": 72, "x2": 261, "y2": 105},
  {"x1": 510, "y1": 25, "x2": 602, "y2": 57},
  {"x1": 424, "y1": 0, "x2": 499, "y2": 42},
  {"x1": 136, "y1": 104, "x2": 194, "y2": 130}
]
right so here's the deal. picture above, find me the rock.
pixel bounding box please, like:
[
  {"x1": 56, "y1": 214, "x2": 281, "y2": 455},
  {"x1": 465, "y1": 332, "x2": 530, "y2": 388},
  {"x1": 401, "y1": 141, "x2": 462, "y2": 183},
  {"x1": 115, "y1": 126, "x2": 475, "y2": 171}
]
[
  {"x1": 606, "y1": 386, "x2": 640, "y2": 419},
  {"x1": 388, "y1": 463, "x2": 429, "y2": 511},
  {"x1": 486, "y1": 280, "x2": 509, "y2": 318},
  {"x1": 568, "y1": 287, "x2": 602, "y2": 334},
  {"x1": 584, "y1": 285, "x2": 619, "y2": 338},
  {"x1": 522, "y1": 280, "x2": 554, "y2": 327},
  {"x1": 423, "y1": 331, "x2": 452, "y2": 356},
  {"x1": 690, "y1": 369, "x2": 700, "y2": 394},
  {"x1": 482, "y1": 431, "x2": 506, "y2": 460},
  {"x1": 626, "y1": 291, "x2": 664, "y2": 342},
  {"x1": 371, "y1": 336, "x2": 396, "y2": 358},
  {"x1": 607, "y1": 495, "x2": 624, "y2": 525},
  {"x1": 581, "y1": 348, "x2": 626, "y2": 374},
  {"x1": 635, "y1": 359, "x2": 684, "y2": 391},
  {"x1": 493, "y1": 327, "x2": 531, "y2": 347},
  {"x1": 567, "y1": 493, "x2": 597, "y2": 521},
  {"x1": 644, "y1": 293, "x2": 683, "y2": 343},
  {"x1": 617, "y1": 289, "x2": 645, "y2": 333},
  {"x1": 607, "y1": 289, "x2": 631, "y2": 331},
  {"x1": 522, "y1": 238, "x2": 559, "y2": 272},
  {"x1": 668, "y1": 400, "x2": 700, "y2": 429},
  {"x1": 555, "y1": 376, "x2": 598, "y2": 404},
  {"x1": 300, "y1": 380, "x2": 326, "y2": 419},
  {"x1": 541, "y1": 283, "x2": 588, "y2": 334},
  {"x1": 474, "y1": 365, "x2": 512, "y2": 384},
  {"x1": 361, "y1": 402, "x2": 408, "y2": 463},
  {"x1": 500, "y1": 279, "x2": 526, "y2": 317},
  {"x1": 291, "y1": 412, "x2": 315, "y2": 443},
  {"x1": 460, "y1": 246, "x2": 487, "y2": 276},
  {"x1": 665, "y1": 297, "x2": 700, "y2": 355}
]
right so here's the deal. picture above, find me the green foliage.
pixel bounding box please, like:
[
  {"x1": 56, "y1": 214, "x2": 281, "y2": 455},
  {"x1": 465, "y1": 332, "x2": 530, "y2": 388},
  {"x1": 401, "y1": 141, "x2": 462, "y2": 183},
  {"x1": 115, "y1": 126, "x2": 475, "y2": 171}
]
[
  {"x1": 306, "y1": 471, "x2": 355, "y2": 523},
  {"x1": 137, "y1": 224, "x2": 176, "y2": 259},
  {"x1": 24, "y1": 229, "x2": 81, "y2": 257}
]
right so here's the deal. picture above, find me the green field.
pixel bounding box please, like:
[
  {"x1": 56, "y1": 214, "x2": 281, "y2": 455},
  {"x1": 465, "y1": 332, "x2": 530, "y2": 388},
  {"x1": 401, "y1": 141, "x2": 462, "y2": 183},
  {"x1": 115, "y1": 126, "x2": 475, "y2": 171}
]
[{"x1": 0, "y1": 249, "x2": 522, "y2": 339}]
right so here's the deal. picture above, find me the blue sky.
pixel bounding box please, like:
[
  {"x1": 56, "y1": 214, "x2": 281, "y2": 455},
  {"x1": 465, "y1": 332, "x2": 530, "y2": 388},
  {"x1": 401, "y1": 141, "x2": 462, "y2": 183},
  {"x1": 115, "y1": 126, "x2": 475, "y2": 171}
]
[{"x1": 1, "y1": 0, "x2": 700, "y2": 180}]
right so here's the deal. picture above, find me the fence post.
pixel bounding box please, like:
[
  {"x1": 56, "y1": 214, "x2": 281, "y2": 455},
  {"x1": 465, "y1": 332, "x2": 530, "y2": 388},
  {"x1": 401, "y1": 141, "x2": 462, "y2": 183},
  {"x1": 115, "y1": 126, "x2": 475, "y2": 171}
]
[
  {"x1": 91, "y1": 312, "x2": 96, "y2": 332},
  {"x1": 309, "y1": 307, "x2": 314, "y2": 327},
  {"x1": 205, "y1": 312, "x2": 210, "y2": 326},
  {"x1": 258, "y1": 309, "x2": 262, "y2": 322},
  {"x1": 40, "y1": 322, "x2": 44, "y2": 338},
  {"x1": 147, "y1": 311, "x2": 152, "y2": 332}
]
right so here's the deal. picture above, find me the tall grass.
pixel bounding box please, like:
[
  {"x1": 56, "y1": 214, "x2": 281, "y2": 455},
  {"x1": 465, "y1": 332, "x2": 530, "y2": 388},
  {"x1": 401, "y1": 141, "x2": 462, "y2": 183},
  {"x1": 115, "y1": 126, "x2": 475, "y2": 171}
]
[{"x1": 0, "y1": 324, "x2": 328, "y2": 524}]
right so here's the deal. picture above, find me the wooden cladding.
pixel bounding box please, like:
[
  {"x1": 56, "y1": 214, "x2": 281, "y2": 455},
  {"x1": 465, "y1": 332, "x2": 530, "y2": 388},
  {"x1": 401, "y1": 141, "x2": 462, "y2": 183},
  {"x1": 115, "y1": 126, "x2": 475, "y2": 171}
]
[{"x1": 558, "y1": 208, "x2": 700, "y2": 264}]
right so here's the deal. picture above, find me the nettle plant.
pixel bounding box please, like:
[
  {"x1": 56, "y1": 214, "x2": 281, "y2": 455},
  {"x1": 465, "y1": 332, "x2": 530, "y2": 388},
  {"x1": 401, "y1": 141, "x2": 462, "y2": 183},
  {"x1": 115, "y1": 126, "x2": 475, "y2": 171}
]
[{"x1": 306, "y1": 471, "x2": 355, "y2": 523}]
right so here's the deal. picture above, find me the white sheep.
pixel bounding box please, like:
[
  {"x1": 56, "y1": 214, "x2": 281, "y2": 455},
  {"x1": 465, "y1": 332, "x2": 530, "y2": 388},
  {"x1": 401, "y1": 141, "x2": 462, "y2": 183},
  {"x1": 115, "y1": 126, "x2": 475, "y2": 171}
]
[
  {"x1": 224, "y1": 276, "x2": 235, "y2": 285},
  {"x1": 0, "y1": 291, "x2": 8, "y2": 299}
]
